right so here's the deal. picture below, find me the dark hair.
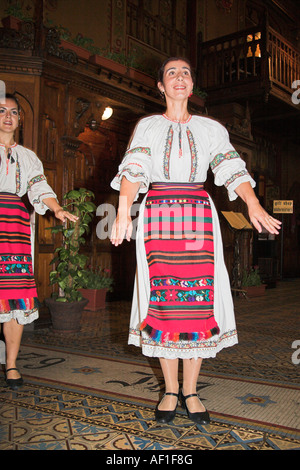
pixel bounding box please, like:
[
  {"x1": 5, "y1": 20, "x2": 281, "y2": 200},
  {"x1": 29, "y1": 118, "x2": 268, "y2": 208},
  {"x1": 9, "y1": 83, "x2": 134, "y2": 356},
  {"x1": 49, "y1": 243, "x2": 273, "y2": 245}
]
[
  {"x1": 157, "y1": 57, "x2": 195, "y2": 84},
  {"x1": 4, "y1": 93, "x2": 20, "y2": 112}
]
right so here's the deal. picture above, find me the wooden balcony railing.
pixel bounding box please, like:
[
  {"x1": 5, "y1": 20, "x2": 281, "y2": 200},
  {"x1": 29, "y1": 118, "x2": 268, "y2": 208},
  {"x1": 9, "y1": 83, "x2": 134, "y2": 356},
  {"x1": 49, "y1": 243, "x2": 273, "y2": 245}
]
[
  {"x1": 198, "y1": 22, "x2": 300, "y2": 103},
  {"x1": 268, "y1": 27, "x2": 300, "y2": 92}
]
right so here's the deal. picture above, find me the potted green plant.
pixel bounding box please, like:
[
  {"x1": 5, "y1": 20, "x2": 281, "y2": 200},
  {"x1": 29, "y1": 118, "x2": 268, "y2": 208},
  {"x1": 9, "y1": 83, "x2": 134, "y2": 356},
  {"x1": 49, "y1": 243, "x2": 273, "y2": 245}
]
[
  {"x1": 2, "y1": 2, "x2": 32, "y2": 30},
  {"x1": 45, "y1": 188, "x2": 96, "y2": 332},
  {"x1": 242, "y1": 266, "x2": 266, "y2": 297},
  {"x1": 79, "y1": 267, "x2": 113, "y2": 311}
]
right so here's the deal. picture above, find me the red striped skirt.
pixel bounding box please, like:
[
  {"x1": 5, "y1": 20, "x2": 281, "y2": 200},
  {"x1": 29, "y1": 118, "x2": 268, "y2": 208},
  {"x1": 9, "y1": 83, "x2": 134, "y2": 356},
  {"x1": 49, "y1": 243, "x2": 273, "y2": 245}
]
[
  {"x1": 140, "y1": 183, "x2": 219, "y2": 343},
  {"x1": 0, "y1": 193, "x2": 39, "y2": 316}
]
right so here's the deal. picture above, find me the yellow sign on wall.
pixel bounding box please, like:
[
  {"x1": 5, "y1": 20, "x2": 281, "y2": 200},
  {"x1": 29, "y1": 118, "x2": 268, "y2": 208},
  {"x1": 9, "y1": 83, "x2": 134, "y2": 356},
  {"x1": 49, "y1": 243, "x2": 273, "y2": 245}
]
[{"x1": 273, "y1": 200, "x2": 293, "y2": 213}]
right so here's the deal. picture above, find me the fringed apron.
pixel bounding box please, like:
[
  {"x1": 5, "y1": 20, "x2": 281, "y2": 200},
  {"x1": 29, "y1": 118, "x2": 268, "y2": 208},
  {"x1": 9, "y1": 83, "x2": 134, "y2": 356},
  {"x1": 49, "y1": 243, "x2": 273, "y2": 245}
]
[
  {"x1": 140, "y1": 183, "x2": 220, "y2": 343},
  {"x1": 0, "y1": 193, "x2": 39, "y2": 322}
]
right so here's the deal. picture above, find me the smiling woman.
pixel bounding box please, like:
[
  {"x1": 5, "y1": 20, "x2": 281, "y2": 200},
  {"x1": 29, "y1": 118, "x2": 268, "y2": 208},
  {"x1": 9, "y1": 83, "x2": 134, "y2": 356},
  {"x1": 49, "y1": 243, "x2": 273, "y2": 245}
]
[
  {"x1": 110, "y1": 56, "x2": 281, "y2": 426},
  {"x1": 0, "y1": 97, "x2": 19, "y2": 142},
  {"x1": 0, "y1": 93, "x2": 78, "y2": 390},
  {"x1": 157, "y1": 58, "x2": 194, "y2": 117}
]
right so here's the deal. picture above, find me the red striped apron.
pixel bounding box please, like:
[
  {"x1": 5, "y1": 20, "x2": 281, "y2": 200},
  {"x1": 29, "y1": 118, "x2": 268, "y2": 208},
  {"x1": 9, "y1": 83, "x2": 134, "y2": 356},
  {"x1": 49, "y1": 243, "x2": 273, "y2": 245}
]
[
  {"x1": 0, "y1": 193, "x2": 39, "y2": 315},
  {"x1": 140, "y1": 183, "x2": 219, "y2": 343}
]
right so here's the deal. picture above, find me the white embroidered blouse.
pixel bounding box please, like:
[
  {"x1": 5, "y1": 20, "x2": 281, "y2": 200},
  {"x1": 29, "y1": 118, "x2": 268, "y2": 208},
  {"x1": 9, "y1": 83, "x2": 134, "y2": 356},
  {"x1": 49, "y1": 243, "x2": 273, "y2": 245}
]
[
  {"x1": 111, "y1": 114, "x2": 255, "y2": 200},
  {"x1": 0, "y1": 143, "x2": 57, "y2": 214}
]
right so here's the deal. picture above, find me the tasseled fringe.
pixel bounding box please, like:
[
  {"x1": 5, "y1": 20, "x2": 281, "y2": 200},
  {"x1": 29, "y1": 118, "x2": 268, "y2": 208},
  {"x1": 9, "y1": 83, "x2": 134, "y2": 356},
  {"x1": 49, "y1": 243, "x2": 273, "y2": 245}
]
[
  {"x1": 0, "y1": 297, "x2": 40, "y2": 313},
  {"x1": 140, "y1": 320, "x2": 220, "y2": 343}
]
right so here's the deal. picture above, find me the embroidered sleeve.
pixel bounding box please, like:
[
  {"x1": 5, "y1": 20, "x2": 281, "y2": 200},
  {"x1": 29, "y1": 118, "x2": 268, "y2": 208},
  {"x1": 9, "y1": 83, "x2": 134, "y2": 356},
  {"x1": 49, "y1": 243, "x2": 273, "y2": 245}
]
[
  {"x1": 26, "y1": 151, "x2": 58, "y2": 214},
  {"x1": 210, "y1": 150, "x2": 240, "y2": 170},
  {"x1": 27, "y1": 174, "x2": 47, "y2": 188},
  {"x1": 209, "y1": 123, "x2": 255, "y2": 201},
  {"x1": 111, "y1": 119, "x2": 152, "y2": 198}
]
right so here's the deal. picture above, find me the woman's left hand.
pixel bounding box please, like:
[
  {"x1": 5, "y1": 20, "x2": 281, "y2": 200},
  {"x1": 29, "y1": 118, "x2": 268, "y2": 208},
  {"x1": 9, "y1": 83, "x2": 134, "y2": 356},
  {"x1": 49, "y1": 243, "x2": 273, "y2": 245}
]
[
  {"x1": 234, "y1": 183, "x2": 281, "y2": 235},
  {"x1": 54, "y1": 208, "x2": 79, "y2": 223},
  {"x1": 248, "y1": 199, "x2": 281, "y2": 235}
]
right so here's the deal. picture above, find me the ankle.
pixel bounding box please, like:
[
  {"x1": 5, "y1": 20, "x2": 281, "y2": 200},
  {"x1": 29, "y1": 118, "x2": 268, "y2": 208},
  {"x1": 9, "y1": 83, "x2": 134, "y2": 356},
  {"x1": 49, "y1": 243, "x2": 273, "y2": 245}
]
[
  {"x1": 182, "y1": 388, "x2": 197, "y2": 397},
  {"x1": 165, "y1": 383, "x2": 179, "y2": 394}
]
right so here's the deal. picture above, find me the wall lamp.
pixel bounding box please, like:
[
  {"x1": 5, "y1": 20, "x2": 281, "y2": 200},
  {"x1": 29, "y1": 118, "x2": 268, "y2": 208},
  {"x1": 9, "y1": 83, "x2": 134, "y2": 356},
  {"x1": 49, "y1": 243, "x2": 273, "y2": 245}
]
[{"x1": 102, "y1": 106, "x2": 113, "y2": 120}]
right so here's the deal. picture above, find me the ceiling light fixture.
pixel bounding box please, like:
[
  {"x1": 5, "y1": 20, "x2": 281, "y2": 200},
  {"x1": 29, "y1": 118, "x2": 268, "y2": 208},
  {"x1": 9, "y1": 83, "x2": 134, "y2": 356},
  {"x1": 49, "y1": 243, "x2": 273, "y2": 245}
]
[{"x1": 102, "y1": 106, "x2": 113, "y2": 120}]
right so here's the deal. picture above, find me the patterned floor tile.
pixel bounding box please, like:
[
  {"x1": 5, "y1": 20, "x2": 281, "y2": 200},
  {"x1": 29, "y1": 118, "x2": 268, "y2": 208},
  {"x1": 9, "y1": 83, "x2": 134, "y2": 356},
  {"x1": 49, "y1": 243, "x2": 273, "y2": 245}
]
[
  {"x1": 16, "y1": 440, "x2": 68, "y2": 450},
  {"x1": 260, "y1": 436, "x2": 300, "y2": 450},
  {"x1": 143, "y1": 441, "x2": 181, "y2": 450},
  {"x1": 99, "y1": 432, "x2": 153, "y2": 450},
  {"x1": 0, "y1": 279, "x2": 299, "y2": 450},
  {"x1": 67, "y1": 431, "x2": 121, "y2": 450}
]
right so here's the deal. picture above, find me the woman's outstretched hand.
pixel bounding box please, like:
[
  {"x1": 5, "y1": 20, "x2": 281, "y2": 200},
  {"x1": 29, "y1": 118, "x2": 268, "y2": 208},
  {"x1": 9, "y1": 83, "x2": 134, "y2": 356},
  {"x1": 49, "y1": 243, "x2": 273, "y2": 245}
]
[
  {"x1": 110, "y1": 212, "x2": 133, "y2": 246},
  {"x1": 247, "y1": 199, "x2": 281, "y2": 235},
  {"x1": 110, "y1": 179, "x2": 140, "y2": 246},
  {"x1": 235, "y1": 182, "x2": 281, "y2": 235},
  {"x1": 54, "y1": 208, "x2": 79, "y2": 223},
  {"x1": 42, "y1": 197, "x2": 79, "y2": 223}
]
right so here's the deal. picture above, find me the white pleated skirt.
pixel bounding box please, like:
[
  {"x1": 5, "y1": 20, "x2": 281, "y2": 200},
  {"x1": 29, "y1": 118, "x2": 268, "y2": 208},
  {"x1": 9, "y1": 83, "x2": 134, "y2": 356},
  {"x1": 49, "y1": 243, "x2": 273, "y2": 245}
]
[{"x1": 128, "y1": 193, "x2": 238, "y2": 360}]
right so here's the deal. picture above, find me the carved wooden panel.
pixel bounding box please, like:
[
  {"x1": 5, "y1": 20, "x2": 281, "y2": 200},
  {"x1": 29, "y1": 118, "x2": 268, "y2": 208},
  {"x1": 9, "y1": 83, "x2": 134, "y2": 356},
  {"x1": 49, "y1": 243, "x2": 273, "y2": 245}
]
[
  {"x1": 40, "y1": 115, "x2": 58, "y2": 162},
  {"x1": 36, "y1": 253, "x2": 55, "y2": 301},
  {"x1": 37, "y1": 168, "x2": 57, "y2": 245},
  {"x1": 34, "y1": 79, "x2": 65, "y2": 302}
]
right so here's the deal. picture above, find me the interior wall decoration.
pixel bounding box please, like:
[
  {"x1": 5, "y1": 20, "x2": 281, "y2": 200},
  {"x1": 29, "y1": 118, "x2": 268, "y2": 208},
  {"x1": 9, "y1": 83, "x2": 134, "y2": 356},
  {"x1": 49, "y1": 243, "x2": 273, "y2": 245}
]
[
  {"x1": 111, "y1": 0, "x2": 126, "y2": 53},
  {"x1": 216, "y1": 0, "x2": 234, "y2": 14}
]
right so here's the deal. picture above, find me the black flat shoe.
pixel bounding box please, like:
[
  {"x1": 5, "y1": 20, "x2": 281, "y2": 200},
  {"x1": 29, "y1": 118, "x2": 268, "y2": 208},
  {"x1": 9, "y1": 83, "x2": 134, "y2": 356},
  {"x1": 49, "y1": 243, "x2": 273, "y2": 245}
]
[
  {"x1": 180, "y1": 390, "x2": 210, "y2": 425},
  {"x1": 5, "y1": 368, "x2": 23, "y2": 390},
  {"x1": 155, "y1": 392, "x2": 179, "y2": 424}
]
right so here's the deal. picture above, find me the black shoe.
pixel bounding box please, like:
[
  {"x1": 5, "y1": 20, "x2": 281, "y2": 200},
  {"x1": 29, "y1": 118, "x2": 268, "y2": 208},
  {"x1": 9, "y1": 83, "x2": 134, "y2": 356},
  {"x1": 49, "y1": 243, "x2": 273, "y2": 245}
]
[
  {"x1": 5, "y1": 368, "x2": 23, "y2": 390},
  {"x1": 155, "y1": 392, "x2": 179, "y2": 423},
  {"x1": 180, "y1": 390, "x2": 210, "y2": 425}
]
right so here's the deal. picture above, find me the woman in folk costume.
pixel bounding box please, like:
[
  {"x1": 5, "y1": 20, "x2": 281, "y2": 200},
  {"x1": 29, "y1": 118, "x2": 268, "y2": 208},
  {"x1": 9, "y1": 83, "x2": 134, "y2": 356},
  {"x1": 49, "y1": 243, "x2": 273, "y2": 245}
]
[
  {"x1": 110, "y1": 58, "x2": 281, "y2": 424},
  {"x1": 0, "y1": 94, "x2": 78, "y2": 389}
]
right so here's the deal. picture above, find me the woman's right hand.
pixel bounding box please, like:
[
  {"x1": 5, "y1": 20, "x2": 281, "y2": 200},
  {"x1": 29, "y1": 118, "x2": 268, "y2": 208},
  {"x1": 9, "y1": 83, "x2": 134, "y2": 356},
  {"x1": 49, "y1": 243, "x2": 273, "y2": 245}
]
[
  {"x1": 110, "y1": 178, "x2": 140, "y2": 246},
  {"x1": 110, "y1": 211, "x2": 133, "y2": 246}
]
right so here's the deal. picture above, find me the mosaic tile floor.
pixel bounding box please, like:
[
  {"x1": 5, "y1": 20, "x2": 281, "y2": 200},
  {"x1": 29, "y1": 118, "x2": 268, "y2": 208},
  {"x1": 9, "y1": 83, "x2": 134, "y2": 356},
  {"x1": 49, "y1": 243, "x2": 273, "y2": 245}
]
[{"x1": 0, "y1": 279, "x2": 300, "y2": 452}]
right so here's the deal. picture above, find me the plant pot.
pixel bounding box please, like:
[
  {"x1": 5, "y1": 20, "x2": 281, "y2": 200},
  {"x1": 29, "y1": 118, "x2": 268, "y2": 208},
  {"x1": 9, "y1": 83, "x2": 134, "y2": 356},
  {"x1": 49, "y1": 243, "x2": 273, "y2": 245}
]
[
  {"x1": 126, "y1": 68, "x2": 156, "y2": 87},
  {"x1": 89, "y1": 55, "x2": 127, "y2": 74},
  {"x1": 242, "y1": 285, "x2": 266, "y2": 297},
  {"x1": 60, "y1": 40, "x2": 91, "y2": 60},
  {"x1": 2, "y1": 16, "x2": 22, "y2": 30},
  {"x1": 79, "y1": 288, "x2": 107, "y2": 311},
  {"x1": 45, "y1": 297, "x2": 88, "y2": 333}
]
